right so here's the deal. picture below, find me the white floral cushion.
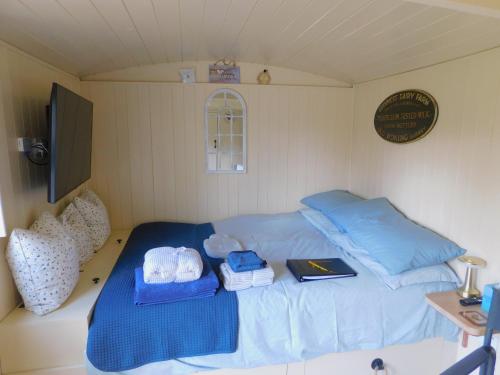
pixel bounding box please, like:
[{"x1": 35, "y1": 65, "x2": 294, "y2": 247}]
[
  {"x1": 59, "y1": 203, "x2": 94, "y2": 264},
  {"x1": 74, "y1": 190, "x2": 110, "y2": 250},
  {"x1": 6, "y1": 212, "x2": 80, "y2": 316},
  {"x1": 30, "y1": 211, "x2": 73, "y2": 240}
]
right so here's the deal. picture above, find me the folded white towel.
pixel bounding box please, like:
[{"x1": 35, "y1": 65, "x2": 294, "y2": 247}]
[
  {"x1": 143, "y1": 247, "x2": 203, "y2": 284},
  {"x1": 252, "y1": 267, "x2": 275, "y2": 287},
  {"x1": 175, "y1": 247, "x2": 204, "y2": 282},
  {"x1": 220, "y1": 262, "x2": 274, "y2": 291},
  {"x1": 203, "y1": 234, "x2": 242, "y2": 258}
]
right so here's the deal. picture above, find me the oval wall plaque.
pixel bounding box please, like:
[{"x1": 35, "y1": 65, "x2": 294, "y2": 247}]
[{"x1": 374, "y1": 89, "x2": 438, "y2": 144}]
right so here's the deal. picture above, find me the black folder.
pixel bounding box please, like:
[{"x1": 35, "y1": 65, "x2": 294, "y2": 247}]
[{"x1": 286, "y1": 258, "x2": 357, "y2": 282}]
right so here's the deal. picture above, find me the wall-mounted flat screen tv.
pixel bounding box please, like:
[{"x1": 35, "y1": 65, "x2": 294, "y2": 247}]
[{"x1": 48, "y1": 83, "x2": 93, "y2": 203}]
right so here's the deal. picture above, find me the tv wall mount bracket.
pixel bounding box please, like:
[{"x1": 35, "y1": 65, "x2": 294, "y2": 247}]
[{"x1": 17, "y1": 137, "x2": 49, "y2": 165}]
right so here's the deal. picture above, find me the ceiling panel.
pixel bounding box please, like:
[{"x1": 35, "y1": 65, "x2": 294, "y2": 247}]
[
  {"x1": 57, "y1": 0, "x2": 136, "y2": 70},
  {"x1": 91, "y1": 0, "x2": 153, "y2": 67},
  {"x1": 0, "y1": 0, "x2": 499, "y2": 83},
  {"x1": 356, "y1": 16, "x2": 500, "y2": 81},
  {"x1": 231, "y1": 0, "x2": 312, "y2": 62},
  {"x1": 0, "y1": 12, "x2": 77, "y2": 73},
  {"x1": 150, "y1": 0, "x2": 182, "y2": 62},
  {"x1": 266, "y1": 0, "x2": 347, "y2": 65},
  {"x1": 335, "y1": 12, "x2": 487, "y2": 80},
  {"x1": 227, "y1": 0, "x2": 283, "y2": 61},
  {"x1": 1, "y1": 0, "x2": 90, "y2": 73},
  {"x1": 179, "y1": 0, "x2": 206, "y2": 61},
  {"x1": 208, "y1": 0, "x2": 259, "y2": 59},
  {"x1": 310, "y1": 1, "x2": 426, "y2": 69},
  {"x1": 195, "y1": 0, "x2": 232, "y2": 60},
  {"x1": 122, "y1": 0, "x2": 168, "y2": 64},
  {"x1": 309, "y1": 10, "x2": 477, "y2": 80}
]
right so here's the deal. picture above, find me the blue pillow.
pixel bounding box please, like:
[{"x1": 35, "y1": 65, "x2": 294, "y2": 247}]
[
  {"x1": 324, "y1": 197, "x2": 403, "y2": 232},
  {"x1": 300, "y1": 190, "x2": 362, "y2": 213},
  {"x1": 325, "y1": 198, "x2": 466, "y2": 275},
  {"x1": 300, "y1": 208, "x2": 460, "y2": 289}
]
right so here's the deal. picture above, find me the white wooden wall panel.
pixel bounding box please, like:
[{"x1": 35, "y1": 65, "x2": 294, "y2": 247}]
[
  {"x1": 350, "y1": 46, "x2": 500, "y2": 288},
  {"x1": 0, "y1": 42, "x2": 81, "y2": 321},
  {"x1": 82, "y1": 82, "x2": 353, "y2": 228}
]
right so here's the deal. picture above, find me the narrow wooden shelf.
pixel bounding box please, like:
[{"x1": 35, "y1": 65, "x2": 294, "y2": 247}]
[{"x1": 426, "y1": 291, "x2": 487, "y2": 337}]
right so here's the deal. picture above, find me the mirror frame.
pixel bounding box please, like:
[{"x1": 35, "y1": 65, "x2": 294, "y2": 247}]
[{"x1": 204, "y1": 88, "x2": 247, "y2": 174}]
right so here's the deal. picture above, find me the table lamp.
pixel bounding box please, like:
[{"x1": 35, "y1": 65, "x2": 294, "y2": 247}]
[{"x1": 457, "y1": 256, "x2": 487, "y2": 298}]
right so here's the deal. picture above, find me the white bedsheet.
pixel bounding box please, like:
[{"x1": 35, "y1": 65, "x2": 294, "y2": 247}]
[{"x1": 88, "y1": 212, "x2": 458, "y2": 374}]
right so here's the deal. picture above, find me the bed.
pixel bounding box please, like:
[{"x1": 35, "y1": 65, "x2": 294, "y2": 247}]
[{"x1": 87, "y1": 211, "x2": 459, "y2": 374}]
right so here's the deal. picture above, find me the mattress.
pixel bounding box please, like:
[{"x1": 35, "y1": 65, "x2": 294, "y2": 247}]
[{"x1": 87, "y1": 212, "x2": 459, "y2": 374}]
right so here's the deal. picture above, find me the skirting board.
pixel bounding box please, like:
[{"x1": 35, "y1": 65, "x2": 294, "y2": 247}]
[
  {"x1": 6, "y1": 365, "x2": 86, "y2": 375},
  {"x1": 206, "y1": 338, "x2": 457, "y2": 375},
  {"x1": 7, "y1": 338, "x2": 456, "y2": 375}
]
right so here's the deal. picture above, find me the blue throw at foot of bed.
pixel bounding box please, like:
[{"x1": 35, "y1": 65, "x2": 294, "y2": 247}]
[{"x1": 86, "y1": 222, "x2": 239, "y2": 372}]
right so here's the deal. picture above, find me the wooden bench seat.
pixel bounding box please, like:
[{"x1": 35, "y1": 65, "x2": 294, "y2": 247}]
[{"x1": 0, "y1": 230, "x2": 131, "y2": 374}]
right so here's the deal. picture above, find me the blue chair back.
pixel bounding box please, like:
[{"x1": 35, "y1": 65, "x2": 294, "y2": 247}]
[
  {"x1": 483, "y1": 287, "x2": 500, "y2": 354},
  {"x1": 441, "y1": 287, "x2": 499, "y2": 375}
]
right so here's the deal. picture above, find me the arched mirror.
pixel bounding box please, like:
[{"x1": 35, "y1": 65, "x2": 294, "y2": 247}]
[{"x1": 205, "y1": 88, "x2": 247, "y2": 173}]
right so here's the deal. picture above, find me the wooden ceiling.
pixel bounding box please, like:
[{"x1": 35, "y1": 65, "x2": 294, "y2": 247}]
[{"x1": 1, "y1": 0, "x2": 500, "y2": 83}]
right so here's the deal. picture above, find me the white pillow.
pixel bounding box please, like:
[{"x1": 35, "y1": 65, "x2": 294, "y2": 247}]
[
  {"x1": 6, "y1": 212, "x2": 80, "y2": 316},
  {"x1": 74, "y1": 190, "x2": 110, "y2": 250},
  {"x1": 30, "y1": 211, "x2": 77, "y2": 249},
  {"x1": 59, "y1": 203, "x2": 94, "y2": 264},
  {"x1": 300, "y1": 208, "x2": 460, "y2": 289}
]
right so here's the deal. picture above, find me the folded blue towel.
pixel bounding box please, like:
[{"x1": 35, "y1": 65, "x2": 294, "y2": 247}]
[
  {"x1": 227, "y1": 250, "x2": 266, "y2": 273},
  {"x1": 135, "y1": 257, "x2": 219, "y2": 305}
]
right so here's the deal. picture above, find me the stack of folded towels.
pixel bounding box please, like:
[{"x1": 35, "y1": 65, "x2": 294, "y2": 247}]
[
  {"x1": 134, "y1": 246, "x2": 219, "y2": 305},
  {"x1": 220, "y1": 250, "x2": 274, "y2": 291}
]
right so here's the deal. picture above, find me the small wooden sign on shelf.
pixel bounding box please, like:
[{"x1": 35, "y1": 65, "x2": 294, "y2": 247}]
[{"x1": 209, "y1": 58, "x2": 240, "y2": 84}]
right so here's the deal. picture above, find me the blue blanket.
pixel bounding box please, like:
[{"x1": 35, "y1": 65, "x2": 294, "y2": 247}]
[{"x1": 87, "y1": 222, "x2": 238, "y2": 372}]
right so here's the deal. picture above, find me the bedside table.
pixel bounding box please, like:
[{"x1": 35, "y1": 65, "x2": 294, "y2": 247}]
[{"x1": 426, "y1": 291, "x2": 487, "y2": 347}]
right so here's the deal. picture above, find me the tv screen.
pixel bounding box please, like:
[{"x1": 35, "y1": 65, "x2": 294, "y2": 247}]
[{"x1": 48, "y1": 83, "x2": 93, "y2": 203}]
